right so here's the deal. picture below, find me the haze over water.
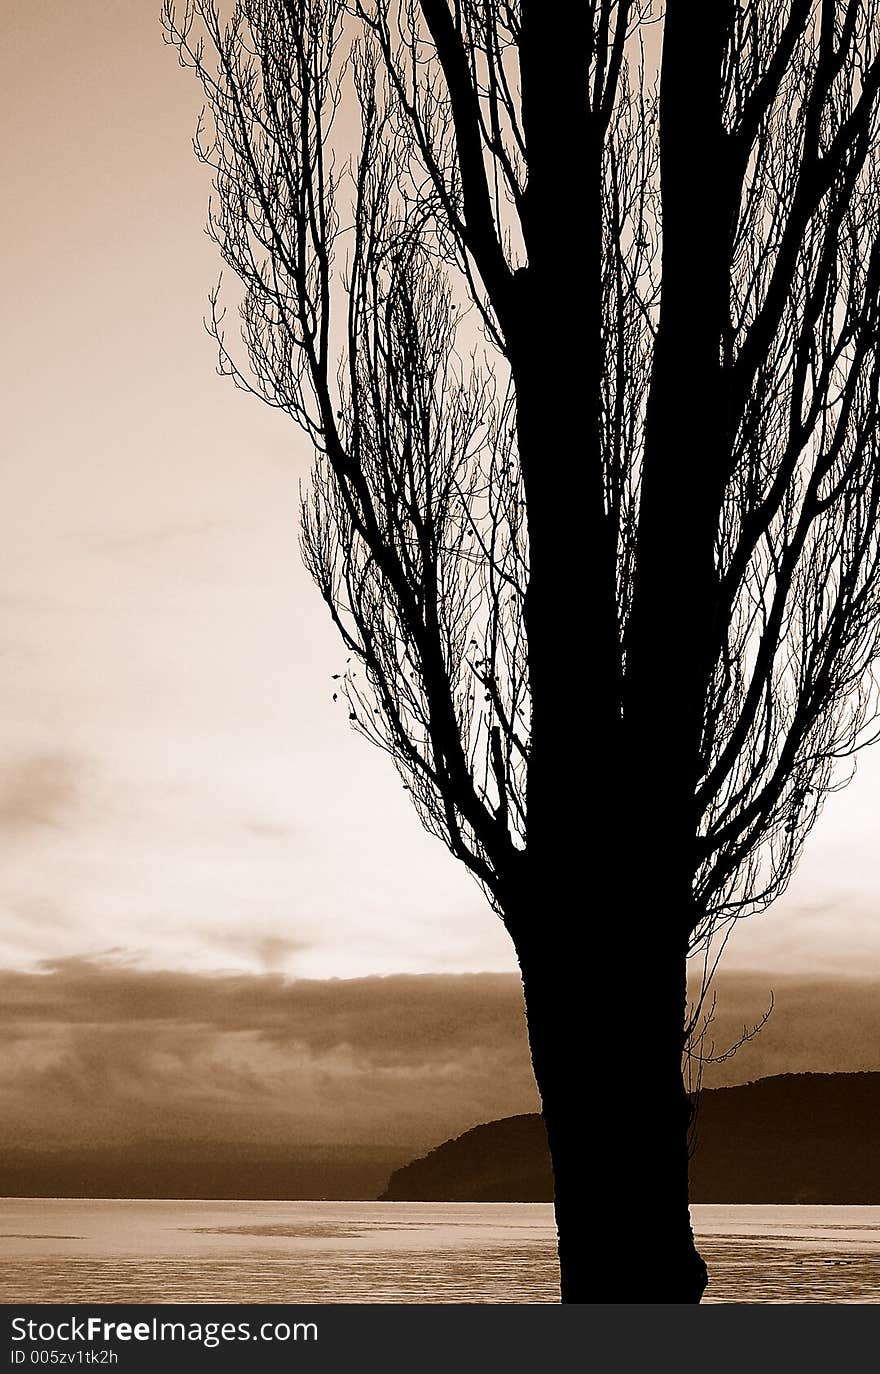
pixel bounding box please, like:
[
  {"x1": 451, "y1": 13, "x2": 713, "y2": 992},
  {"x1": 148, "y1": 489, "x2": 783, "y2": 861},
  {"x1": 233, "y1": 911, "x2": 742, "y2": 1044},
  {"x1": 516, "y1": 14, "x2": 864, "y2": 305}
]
[{"x1": 1, "y1": 1201, "x2": 878, "y2": 1305}]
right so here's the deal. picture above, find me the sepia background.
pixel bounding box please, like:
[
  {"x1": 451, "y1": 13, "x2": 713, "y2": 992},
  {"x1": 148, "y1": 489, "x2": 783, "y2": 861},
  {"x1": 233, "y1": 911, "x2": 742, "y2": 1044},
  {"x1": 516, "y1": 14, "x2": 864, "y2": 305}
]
[{"x1": 2, "y1": 1, "x2": 879, "y2": 1187}]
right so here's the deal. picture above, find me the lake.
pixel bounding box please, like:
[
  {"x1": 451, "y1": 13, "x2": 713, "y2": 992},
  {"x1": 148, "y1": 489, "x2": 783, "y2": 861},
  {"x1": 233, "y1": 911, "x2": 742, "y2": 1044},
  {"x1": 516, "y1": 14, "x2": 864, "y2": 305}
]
[{"x1": 1, "y1": 1200, "x2": 878, "y2": 1304}]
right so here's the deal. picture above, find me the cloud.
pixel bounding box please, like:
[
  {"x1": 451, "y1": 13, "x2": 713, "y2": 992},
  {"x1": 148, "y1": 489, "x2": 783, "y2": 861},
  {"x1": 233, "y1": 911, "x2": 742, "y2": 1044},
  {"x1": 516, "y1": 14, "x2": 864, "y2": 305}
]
[
  {"x1": 0, "y1": 753, "x2": 80, "y2": 835},
  {"x1": 0, "y1": 957, "x2": 524, "y2": 1051},
  {"x1": 693, "y1": 969, "x2": 880, "y2": 1085},
  {"x1": 0, "y1": 959, "x2": 539, "y2": 1153},
  {"x1": 0, "y1": 958, "x2": 876, "y2": 1165},
  {"x1": 243, "y1": 821, "x2": 293, "y2": 839},
  {"x1": 209, "y1": 930, "x2": 311, "y2": 972},
  {"x1": 88, "y1": 519, "x2": 230, "y2": 555}
]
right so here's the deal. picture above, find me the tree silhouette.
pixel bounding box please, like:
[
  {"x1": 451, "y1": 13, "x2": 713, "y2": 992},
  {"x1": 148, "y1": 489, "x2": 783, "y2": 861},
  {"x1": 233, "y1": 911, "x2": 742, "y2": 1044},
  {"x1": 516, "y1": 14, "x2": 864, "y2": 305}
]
[{"x1": 164, "y1": 0, "x2": 880, "y2": 1302}]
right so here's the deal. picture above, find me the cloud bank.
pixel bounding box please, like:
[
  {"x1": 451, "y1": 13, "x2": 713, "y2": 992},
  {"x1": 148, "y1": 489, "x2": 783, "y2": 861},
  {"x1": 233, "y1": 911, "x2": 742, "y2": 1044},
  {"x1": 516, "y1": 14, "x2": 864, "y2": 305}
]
[
  {"x1": 0, "y1": 960, "x2": 538, "y2": 1153},
  {"x1": 0, "y1": 957, "x2": 877, "y2": 1173}
]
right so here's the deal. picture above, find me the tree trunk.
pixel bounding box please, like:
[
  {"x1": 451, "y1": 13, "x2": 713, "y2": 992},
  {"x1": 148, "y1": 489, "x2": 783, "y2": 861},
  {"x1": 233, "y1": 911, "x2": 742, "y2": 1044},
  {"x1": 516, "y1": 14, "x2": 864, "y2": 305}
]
[
  {"x1": 509, "y1": 909, "x2": 708, "y2": 1305},
  {"x1": 500, "y1": 0, "x2": 724, "y2": 1307}
]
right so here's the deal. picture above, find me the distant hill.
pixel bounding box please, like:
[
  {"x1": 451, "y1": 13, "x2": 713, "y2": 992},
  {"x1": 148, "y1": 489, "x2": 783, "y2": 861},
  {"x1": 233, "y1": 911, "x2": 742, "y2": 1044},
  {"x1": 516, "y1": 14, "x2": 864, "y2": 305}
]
[
  {"x1": 381, "y1": 1115, "x2": 553, "y2": 1203},
  {"x1": 379, "y1": 1073, "x2": 880, "y2": 1204}
]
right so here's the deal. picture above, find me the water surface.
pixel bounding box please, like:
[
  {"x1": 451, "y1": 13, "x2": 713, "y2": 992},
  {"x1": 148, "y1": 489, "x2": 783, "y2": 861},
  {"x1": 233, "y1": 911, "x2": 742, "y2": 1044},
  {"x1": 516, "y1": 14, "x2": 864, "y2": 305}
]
[{"x1": 1, "y1": 1200, "x2": 877, "y2": 1304}]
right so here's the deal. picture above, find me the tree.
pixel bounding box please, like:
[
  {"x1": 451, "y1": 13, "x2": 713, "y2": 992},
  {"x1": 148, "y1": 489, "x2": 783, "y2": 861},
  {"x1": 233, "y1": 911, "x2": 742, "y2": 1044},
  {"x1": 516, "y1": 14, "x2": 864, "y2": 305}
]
[{"x1": 163, "y1": 0, "x2": 880, "y2": 1302}]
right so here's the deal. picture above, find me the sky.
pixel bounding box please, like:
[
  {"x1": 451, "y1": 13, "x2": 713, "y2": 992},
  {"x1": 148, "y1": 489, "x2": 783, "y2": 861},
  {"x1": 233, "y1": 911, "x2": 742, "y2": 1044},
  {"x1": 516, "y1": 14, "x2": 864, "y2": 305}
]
[
  {"x1": 1, "y1": 0, "x2": 503, "y2": 982},
  {"x1": 1, "y1": 2, "x2": 878, "y2": 1163}
]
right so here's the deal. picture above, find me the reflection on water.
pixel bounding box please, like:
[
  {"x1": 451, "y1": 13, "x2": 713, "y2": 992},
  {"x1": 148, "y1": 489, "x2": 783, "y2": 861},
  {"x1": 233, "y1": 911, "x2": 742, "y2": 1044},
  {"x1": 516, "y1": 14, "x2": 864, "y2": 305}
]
[
  {"x1": 0, "y1": 1200, "x2": 878, "y2": 1304},
  {"x1": 696, "y1": 1205, "x2": 880, "y2": 1305}
]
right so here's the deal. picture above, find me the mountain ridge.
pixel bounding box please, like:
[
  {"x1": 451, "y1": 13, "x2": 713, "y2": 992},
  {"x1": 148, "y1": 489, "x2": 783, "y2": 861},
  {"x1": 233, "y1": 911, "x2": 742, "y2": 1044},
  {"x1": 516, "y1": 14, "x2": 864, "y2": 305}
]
[{"x1": 379, "y1": 1072, "x2": 880, "y2": 1204}]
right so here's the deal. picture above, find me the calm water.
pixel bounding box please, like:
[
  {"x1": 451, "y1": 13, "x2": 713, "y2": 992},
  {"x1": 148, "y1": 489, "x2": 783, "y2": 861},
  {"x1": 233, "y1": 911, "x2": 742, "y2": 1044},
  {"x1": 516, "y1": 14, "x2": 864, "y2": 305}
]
[{"x1": 1, "y1": 1200, "x2": 878, "y2": 1304}]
